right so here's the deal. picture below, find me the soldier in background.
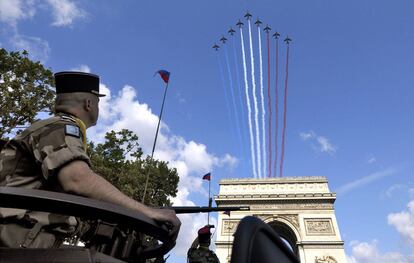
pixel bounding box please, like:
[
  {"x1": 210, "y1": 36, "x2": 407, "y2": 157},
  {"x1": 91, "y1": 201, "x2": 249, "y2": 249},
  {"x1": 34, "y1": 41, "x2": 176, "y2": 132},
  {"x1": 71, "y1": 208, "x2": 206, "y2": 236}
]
[
  {"x1": 0, "y1": 71, "x2": 181, "y2": 248},
  {"x1": 187, "y1": 225, "x2": 220, "y2": 263}
]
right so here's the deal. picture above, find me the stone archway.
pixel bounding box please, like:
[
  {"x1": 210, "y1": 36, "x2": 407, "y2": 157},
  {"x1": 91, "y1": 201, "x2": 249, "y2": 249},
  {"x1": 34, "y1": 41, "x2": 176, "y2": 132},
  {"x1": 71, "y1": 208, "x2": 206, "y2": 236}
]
[
  {"x1": 268, "y1": 220, "x2": 299, "y2": 256},
  {"x1": 214, "y1": 176, "x2": 347, "y2": 263}
]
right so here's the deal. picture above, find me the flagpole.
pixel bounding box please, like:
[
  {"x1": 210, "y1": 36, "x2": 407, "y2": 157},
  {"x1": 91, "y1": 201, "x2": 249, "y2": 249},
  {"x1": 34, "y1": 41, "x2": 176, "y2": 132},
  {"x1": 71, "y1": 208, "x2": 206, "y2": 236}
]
[
  {"x1": 208, "y1": 176, "x2": 211, "y2": 225},
  {"x1": 142, "y1": 81, "x2": 169, "y2": 203},
  {"x1": 226, "y1": 212, "x2": 231, "y2": 263}
]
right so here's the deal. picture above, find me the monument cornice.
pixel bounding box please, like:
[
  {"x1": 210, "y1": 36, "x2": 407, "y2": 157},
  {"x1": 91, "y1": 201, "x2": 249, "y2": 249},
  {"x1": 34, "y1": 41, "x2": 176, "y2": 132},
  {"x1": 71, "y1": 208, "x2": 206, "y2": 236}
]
[
  {"x1": 214, "y1": 198, "x2": 335, "y2": 210},
  {"x1": 220, "y1": 176, "x2": 328, "y2": 185},
  {"x1": 298, "y1": 241, "x2": 344, "y2": 246},
  {"x1": 217, "y1": 176, "x2": 333, "y2": 195},
  {"x1": 215, "y1": 193, "x2": 336, "y2": 203}
]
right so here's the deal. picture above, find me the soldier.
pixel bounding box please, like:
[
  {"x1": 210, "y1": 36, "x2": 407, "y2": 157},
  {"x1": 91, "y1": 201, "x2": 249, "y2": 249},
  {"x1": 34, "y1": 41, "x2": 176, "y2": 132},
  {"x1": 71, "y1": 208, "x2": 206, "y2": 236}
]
[
  {"x1": 187, "y1": 225, "x2": 220, "y2": 263},
  {"x1": 0, "y1": 71, "x2": 181, "y2": 248}
]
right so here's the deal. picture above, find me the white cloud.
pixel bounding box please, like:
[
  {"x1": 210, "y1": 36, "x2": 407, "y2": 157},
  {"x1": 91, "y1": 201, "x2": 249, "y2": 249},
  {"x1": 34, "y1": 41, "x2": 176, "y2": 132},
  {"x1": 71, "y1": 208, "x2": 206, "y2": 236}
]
[
  {"x1": 88, "y1": 82, "x2": 237, "y2": 255},
  {"x1": 336, "y1": 168, "x2": 396, "y2": 195},
  {"x1": 347, "y1": 240, "x2": 414, "y2": 263},
  {"x1": 46, "y1": 0, "x2": 86, "y2": 27},
  {"x1": 299, "y1": 131, "x2": 315, "y2": 141},
  {"x1": 299, "y1": 130, "x2": 337, "y2": 154},
  {"x1": 0, "y1": 0, "x2": 35, "y2": 27},
  {"x1": 316, "y1": 136, "x2": 336, "y2": 154},
  {"x1": 388, "y1": 201, "x2": 414, "y2": 248},
  {"x1": 384, "y1": 184, "x2": 407, "y2": 198},
  {"x1": 70, "y1": 64, "x2": 91, "y2": 73},
  {"x1": 10, "y1": 34, "x2": 50, "y2": 62}
]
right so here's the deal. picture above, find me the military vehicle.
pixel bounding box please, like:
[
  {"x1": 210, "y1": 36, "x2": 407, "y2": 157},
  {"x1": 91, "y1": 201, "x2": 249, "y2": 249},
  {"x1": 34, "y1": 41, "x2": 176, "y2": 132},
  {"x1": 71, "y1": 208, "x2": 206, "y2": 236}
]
[{"x1": 0, "y1": 186, "x2": 299, "y2": 262}]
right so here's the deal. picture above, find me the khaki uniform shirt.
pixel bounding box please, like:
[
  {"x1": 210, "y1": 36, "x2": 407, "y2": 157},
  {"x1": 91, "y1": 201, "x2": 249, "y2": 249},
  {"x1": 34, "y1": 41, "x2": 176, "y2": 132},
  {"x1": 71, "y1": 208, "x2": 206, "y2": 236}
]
[{"x1": 0, "y1": 113, "x2": 90, "y2": 231}]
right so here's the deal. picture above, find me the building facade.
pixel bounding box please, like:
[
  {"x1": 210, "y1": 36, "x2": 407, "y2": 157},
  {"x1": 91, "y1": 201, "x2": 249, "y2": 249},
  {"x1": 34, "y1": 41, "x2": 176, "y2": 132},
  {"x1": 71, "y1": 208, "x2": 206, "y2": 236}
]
[{"x1": 214, "y1": 176, "x2": 347, "y2": 263}]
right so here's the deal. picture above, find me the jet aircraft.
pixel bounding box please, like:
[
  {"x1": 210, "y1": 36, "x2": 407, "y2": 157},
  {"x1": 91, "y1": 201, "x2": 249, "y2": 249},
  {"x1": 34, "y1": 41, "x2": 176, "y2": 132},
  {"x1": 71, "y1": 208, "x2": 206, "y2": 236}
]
[
  {"x1": 236, "y1": 19, "x2": 244, "y2": 28},
  {"x1": 244, "y1": 11, "x2": 252, "y2": 20},
  {"x1": 254, "y1": 18, "x2": 262, "y2": 26},
  {"x1": 212, "y1": 43, "x2": 220, "y2": 51},
  {"x1": 273, "y1": 32, "x2": 281, "y2": 39},
  {"x1": 284, "y1": 36, "x2": 292, "y2": 44},
  {"x1": 220, "y1": 36, "x2": 227, "y2": 44},
  {"x1": 264, "y1": 25, "x2": 271, "y2": 33},
  {"x1": 228, "y1": 27, "x2": 236, "y2": 35}
]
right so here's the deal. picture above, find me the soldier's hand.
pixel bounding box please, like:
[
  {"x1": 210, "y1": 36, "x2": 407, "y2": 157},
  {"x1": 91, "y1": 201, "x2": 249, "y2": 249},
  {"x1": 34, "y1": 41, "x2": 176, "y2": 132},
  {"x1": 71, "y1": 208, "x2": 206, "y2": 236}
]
[{"x1": 144, "y1": 207, "x2": 181, "y2": 242}]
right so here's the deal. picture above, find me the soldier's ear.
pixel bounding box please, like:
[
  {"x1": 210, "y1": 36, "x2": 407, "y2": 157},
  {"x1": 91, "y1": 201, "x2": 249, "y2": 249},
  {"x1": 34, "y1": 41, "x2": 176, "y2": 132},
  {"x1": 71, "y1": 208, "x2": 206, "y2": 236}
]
[{"x1": 84, "y1": 98, "x2": 92, "y2": 112}]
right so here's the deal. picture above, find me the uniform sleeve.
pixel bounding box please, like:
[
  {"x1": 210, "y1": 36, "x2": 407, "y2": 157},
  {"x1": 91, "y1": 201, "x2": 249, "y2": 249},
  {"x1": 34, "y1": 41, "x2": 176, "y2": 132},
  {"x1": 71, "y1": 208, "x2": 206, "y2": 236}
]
[{"x1": 31, "y1": 122, "x2": 91, "y2": 180}]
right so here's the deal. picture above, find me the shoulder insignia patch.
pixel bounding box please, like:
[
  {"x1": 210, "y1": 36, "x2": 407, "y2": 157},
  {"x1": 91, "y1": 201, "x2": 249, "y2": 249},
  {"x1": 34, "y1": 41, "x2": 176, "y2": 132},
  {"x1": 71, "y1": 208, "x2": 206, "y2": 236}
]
[{"x1": 65, "y1": 125, "x2": 80, "y2": 138}]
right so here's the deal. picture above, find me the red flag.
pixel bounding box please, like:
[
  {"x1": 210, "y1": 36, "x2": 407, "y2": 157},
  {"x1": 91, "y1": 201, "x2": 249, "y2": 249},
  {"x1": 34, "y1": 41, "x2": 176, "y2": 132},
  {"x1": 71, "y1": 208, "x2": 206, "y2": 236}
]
[
  {"x1": 155, "y1": 70, "x2": 170, "y2": 83},
  {"x1": 223, "y1": 211, "x2": 231, "y2": 216},
  {"x1": 202, "y1": 172, "x2": 211, "y2": 181}
]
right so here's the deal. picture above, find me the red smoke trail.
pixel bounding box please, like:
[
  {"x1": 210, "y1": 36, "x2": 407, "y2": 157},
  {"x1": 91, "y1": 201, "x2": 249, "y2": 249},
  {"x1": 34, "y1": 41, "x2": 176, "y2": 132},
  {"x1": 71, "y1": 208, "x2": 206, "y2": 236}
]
[
  {"x1": 279, "y1": 43, "x2": 290, "y2": 177},
  {"x1": 273, "y1": 38, "x2": 279, "y2": 177},
  {"x1": 266, "y1": 32, "x2": 272, "y2": 178}
]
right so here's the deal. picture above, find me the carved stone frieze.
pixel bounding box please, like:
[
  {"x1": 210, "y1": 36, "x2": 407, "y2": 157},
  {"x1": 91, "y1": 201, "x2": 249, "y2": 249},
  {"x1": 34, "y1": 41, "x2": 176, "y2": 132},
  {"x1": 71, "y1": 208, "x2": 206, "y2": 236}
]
[
  {"x1": 315, "y1": 255, "x2": 337, "y2": 263},
  {"x1": 250, "y1": 203, "x2": 334, "y2": 210},
  {"x1": 256, "y1": 214, "x2": 300, "y2": 230},
  {"x1": 280, "y1": 214, "x2": 300, "y2": 230},
  {"x1": 305, "y1": 218, "x2": 335, "y2": 235},
  {"x1": 222, "y1": 219, "x2": 239, "y2": 235},
  {"x1": 220, "y1": 181, "x2": 330, "y2": 195}
]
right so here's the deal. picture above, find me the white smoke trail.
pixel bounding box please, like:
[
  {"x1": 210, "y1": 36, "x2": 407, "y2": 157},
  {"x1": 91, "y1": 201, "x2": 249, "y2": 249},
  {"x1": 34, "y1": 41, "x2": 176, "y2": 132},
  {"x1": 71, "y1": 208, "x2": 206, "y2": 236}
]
[
  {"x1": 240, "y1": 27, "x2": 257, "y2": 179},
  {"x1": 257, "y1": 26, "x2": 266, "y2": 178},
  {"x1": 248, "y1": 20, "x2": 262, "y2": 179}
]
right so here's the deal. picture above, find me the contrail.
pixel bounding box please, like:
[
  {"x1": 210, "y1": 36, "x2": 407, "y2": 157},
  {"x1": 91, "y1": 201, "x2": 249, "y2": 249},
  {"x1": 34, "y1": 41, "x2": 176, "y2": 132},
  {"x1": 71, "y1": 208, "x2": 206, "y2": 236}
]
[
  {"x1": 248, "y1": 19, "x2": 262, "y2": 178},
  {"x1": 217, "y1": 54, "x2": 235, "y2": 144},
  {"x1": 232, "y1": 36, "x2": 248, "y2": 162},
  {"x1": 224, "y1": 46, "x2": 243, "y2": 157},
  {"x1": 274, "y1": 36, "x2": 280, "y2": 177},
  {"x1": 266, "y1": 31, "x2": 272, "y2": 178},
  {"x1": 240, "y1": 27, "x2": 257, "y2": 179},
  {"x1": 280, "y1": 41, "x2": 290, "y2": 178},
  {"x1": 257, "y1": 25, "x2": 266, "y2": 179}
]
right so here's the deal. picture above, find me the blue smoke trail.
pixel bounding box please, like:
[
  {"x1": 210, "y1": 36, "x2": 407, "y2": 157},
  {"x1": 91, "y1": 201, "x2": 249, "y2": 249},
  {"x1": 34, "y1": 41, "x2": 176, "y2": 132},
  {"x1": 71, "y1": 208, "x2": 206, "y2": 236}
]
[
  {"x1": 224, "y1": 45, "x2": 244, "y2": 160},
  {"x1": 217, "y1": 54, "x2": 236, "y2": 143},
  {"x1": 232, "y1": 36, "x2": 248, "y2": 164}
]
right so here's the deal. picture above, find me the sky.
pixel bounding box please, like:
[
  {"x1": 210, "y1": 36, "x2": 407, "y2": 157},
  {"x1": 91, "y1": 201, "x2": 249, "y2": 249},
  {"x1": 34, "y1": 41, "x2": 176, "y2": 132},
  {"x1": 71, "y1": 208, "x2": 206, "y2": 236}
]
[{"x1": 1, "y1": 0, "x2": 414, "y2": 262}]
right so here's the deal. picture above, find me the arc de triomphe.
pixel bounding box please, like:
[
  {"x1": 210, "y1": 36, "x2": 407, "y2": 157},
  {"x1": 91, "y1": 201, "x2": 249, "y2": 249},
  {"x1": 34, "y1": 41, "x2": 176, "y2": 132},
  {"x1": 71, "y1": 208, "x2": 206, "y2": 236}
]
[{"x1": 214, "y1": 176, "x2": 347, "y2": 263}]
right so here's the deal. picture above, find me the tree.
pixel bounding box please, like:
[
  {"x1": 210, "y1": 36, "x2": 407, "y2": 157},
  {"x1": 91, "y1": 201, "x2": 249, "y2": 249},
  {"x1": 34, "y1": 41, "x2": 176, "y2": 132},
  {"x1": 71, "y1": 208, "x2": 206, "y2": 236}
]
[
  {"x1": 88, "y1": 129, "x2": 179, "y2": 206},
  {"x1": 0, "y1": 48, "x2": 55, "y2": 139}
]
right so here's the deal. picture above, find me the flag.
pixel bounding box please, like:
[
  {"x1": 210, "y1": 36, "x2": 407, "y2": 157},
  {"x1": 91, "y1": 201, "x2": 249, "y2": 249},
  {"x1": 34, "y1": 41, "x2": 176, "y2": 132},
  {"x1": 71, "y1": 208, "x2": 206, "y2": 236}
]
[
  {"x1": 202, "y1": 172, "x2": 211, "y2": 181},
  {"x1": 156, "y1": 70, "x2": 170, "y2": 83},
  {"x1": 223, "y1": 211, "x2": 231, "y2": 216}
]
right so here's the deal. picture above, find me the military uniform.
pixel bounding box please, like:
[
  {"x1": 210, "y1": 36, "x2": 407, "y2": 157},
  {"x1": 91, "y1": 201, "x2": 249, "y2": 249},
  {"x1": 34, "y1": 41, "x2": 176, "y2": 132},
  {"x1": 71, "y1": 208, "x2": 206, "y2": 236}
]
[
  {"x1": 187, "y1": 246, "x2": 220, "y2": 263},
  {"x1": 188, "y1": 225, "x2": 220, "y2": 263},
  {"x1": 0, "y1": 71, "x2": 104, "y2": 248},
  {"x1": 0, "y1": 113, "x2": 89, "y2": 247}
]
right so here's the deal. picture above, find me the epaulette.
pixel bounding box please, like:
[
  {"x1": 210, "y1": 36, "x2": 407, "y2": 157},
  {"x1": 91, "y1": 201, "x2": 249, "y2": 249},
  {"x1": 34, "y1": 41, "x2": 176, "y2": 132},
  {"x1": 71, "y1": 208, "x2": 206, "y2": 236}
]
[{"x1": 60, "y1": 115, "x2": 78, "y2": 124}]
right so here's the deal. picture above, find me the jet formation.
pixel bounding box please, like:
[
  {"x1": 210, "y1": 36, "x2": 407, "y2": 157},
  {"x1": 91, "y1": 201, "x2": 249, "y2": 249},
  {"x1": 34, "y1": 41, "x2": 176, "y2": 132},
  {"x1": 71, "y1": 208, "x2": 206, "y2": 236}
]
[{"x1": 212, "y1": 11, "x2": 291, "y2": 51}]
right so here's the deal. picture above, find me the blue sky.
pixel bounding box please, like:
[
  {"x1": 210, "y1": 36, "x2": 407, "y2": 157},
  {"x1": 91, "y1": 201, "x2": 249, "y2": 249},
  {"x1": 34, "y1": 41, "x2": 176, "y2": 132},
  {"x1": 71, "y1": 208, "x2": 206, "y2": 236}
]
[{"x1": 1, "y1": 0, "x2": 414, "y2": 262}]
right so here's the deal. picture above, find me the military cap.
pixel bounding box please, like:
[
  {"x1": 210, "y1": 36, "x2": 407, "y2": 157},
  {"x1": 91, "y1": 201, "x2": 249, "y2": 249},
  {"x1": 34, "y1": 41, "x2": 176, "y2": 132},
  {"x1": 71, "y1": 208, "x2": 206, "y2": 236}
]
[{"x1": 54, "y1": 71, "x2": 106, "y2": 97}]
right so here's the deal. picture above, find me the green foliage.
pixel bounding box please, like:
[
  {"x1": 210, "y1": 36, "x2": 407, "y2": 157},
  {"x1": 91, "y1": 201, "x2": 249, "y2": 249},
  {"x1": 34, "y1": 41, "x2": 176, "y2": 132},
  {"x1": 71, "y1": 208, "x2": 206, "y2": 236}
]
[
  {"x1": 88, "y1": 129, "x2": 179, "y2": 206},
  {"x1": 0, "y1": 48, "x2": 55, "y2": 139}
]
